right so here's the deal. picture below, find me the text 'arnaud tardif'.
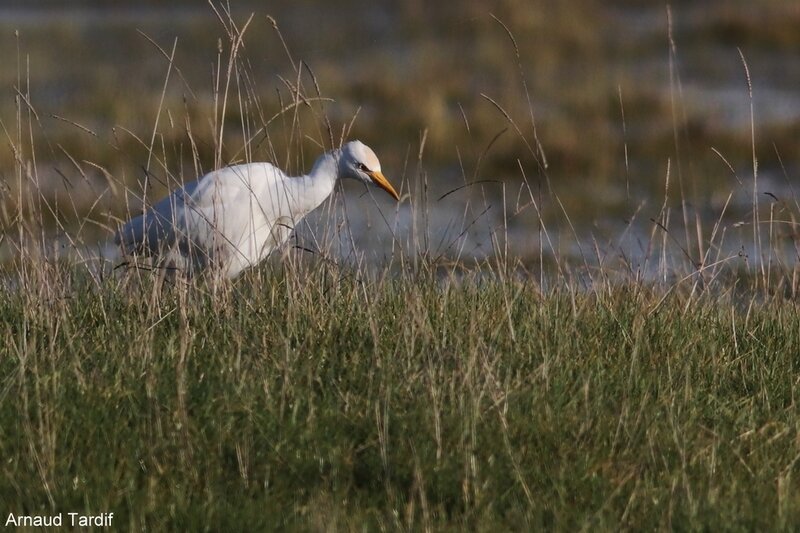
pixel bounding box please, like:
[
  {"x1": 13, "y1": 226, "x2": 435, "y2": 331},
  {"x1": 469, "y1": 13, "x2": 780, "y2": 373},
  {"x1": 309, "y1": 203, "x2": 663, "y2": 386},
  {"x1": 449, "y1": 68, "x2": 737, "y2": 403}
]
[{"x1": 6, "y1": 512, "x2": 113, "y2": 527}]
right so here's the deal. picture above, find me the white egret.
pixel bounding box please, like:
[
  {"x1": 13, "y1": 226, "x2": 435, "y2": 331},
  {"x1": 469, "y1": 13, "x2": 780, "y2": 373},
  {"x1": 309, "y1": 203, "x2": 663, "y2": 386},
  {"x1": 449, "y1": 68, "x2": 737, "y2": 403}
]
[{"x1": 116, "y1": 141, "x2": 400, "y2": 278}]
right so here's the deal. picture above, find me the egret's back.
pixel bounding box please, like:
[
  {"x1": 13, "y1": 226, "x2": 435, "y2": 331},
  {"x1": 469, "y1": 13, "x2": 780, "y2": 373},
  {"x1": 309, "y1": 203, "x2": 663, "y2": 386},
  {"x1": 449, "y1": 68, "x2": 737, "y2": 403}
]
[{"x1": 117, "y1": 162, "x2": 328, "y2": 278}]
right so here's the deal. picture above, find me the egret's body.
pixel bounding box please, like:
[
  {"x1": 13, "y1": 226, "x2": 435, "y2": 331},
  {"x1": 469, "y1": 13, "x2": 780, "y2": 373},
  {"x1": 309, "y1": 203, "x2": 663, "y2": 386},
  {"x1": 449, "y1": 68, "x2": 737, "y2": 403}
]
[{"x1": 116, "y1": 141, "x2": 399, "y2": 278}]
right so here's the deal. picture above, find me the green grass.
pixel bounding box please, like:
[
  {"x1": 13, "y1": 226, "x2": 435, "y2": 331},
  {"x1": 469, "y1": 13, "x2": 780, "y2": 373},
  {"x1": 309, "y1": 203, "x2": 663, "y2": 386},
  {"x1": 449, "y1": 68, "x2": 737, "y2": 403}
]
[{"x1": 2, "y1": 262, "x2": 800, "y2": 530}]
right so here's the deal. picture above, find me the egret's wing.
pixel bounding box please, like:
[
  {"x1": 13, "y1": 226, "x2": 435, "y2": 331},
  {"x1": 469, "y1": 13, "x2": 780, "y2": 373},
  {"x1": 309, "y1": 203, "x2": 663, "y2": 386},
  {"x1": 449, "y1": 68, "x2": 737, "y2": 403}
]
[
  {"x1": 178, "y1": 163, "x2": 301, "y2": 274},
  {"x1": 116, "y1": 161, "x2": 314, "y2": 278},
  {"x1": 116, "y1": 180, "x2": 199, "y2": 255}
]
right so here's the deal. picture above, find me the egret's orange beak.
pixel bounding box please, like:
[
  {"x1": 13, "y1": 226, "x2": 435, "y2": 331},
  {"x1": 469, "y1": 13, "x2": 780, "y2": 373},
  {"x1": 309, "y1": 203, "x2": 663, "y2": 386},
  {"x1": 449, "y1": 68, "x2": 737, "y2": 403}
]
[{"x1": 368, "y1": 171, "x2": 400, "y2": 201}]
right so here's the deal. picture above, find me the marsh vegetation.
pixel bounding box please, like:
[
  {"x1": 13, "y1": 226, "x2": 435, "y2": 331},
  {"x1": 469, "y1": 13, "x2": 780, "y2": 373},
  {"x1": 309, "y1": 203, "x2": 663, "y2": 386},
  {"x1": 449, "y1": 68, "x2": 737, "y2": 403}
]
[{"x1": 1, "y1": 1, "x2": 800, "y2": 530}]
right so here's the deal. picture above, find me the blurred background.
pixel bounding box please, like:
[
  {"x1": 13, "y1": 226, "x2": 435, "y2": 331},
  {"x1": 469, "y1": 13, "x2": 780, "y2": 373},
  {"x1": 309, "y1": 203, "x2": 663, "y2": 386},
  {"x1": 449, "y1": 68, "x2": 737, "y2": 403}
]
[{"x1": 0, "y1": 0, "x2": 798, "y2": 277}]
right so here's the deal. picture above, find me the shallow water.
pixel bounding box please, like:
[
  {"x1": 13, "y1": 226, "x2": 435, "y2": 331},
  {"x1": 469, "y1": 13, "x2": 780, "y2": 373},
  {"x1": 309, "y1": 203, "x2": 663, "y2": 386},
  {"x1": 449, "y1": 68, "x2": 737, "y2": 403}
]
[{"x1": 0, "y1": 1, "x2": 798, "y2": 279}]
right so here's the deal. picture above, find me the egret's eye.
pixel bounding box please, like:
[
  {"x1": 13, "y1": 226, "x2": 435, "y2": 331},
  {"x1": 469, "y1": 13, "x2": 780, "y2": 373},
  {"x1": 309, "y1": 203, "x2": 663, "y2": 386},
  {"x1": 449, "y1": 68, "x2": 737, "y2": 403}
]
[{"x1": 357, "y1": 163, "x2": 370, "y2": 173}]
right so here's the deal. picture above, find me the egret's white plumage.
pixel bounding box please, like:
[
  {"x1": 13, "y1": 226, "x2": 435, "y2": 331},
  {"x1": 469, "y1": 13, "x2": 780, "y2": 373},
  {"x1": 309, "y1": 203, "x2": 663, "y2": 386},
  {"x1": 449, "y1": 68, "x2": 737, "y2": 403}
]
[{"x1": 116, "y1": 141, "x2": 399, "y2": 278}]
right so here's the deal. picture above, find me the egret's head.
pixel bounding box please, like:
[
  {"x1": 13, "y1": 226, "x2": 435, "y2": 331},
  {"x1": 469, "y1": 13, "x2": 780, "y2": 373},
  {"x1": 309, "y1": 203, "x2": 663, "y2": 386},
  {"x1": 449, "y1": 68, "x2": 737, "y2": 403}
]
[{"x1": 339, "y1": 140, "x2": 400, "y2": 201}]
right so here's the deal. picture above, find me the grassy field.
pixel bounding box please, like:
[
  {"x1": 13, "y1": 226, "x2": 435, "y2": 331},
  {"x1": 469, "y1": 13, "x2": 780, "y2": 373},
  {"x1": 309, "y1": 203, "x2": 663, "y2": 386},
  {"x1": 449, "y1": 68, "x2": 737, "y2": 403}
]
[
  {"x1": 2, "y1": 261, "x2": 800, "y2": 530},
  {"x1": 2, "y1": 2, "x2": 800, "y2": 531}
]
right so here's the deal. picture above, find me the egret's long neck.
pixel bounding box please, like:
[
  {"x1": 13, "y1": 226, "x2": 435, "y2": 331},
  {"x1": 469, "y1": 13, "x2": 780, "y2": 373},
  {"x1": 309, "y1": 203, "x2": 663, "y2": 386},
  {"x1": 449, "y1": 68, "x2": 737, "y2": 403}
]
[{"x1": 293, "y1": 150, "x2": 340, "y2": 215}]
